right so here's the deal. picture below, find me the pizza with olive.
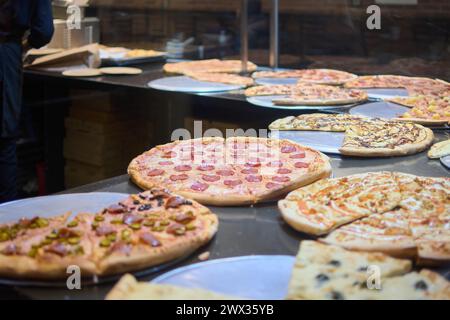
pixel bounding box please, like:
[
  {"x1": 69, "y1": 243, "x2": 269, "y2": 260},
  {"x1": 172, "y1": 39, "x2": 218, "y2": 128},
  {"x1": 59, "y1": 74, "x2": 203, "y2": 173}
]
[
  {"x1": 339, "y1": 121, "x2": 434, "y2": 157},
  {"x1": 128, "y1": 137, "x2": 332, "y2": 206},
  {"x1": 287, "y1": 241, "x2": 450, "y2": 300},
  {"x1": 0, "y1": 189, "x2": 218, "y2": 279}
]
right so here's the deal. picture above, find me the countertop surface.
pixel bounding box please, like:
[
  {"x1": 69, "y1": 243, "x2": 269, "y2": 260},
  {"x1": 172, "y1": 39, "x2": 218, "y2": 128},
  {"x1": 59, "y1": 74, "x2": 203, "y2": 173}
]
[{"x1": 1, "y1": 138, "x2": 449, "y2": 299}]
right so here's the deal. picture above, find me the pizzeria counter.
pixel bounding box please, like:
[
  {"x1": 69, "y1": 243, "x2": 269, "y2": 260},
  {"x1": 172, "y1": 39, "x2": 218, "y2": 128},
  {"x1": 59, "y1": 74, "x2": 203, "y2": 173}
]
[{"x1": 0, "y1": 134, "x2": 448, "y2": 300}]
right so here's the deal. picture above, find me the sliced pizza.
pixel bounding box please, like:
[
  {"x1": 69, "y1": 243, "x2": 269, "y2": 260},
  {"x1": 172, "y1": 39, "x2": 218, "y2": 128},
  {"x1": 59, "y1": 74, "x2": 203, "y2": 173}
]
[{"x1": 428, "y1": 139, "x2": 450, "y2": 159}]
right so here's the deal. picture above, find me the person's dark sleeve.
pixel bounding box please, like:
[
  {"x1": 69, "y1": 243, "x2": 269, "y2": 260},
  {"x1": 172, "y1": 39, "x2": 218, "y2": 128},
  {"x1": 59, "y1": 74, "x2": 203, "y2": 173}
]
[{"x1": 28, "y1": 0, "x2": 54, "y2": 48}]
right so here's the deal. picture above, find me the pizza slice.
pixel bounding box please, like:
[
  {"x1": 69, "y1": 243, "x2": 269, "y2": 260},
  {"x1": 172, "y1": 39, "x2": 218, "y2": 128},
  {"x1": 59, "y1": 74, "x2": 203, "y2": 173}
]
[
  {"x1": 364, "y1": 270, "x2": 450, "y2": 300},
  {"x1": 163, "y1": 59, "x2": 257, "y2": 75},
  {"x1": 287, "y1": 241, "x2": 412, "y2": 300},
  {"x1": 339, "y1": 121, "x2": 434, "y2": 157},
  {"x1": 106, "y1": 274, "x2": 240, "y2": 300},
  {"x1": 279, "y1": 172, "x2": 402, "y2": 235},
  {"x1": 428, "y1": 139, "x2": 450, "y2": 159},
  {"x1": 321, "y1": 209, "x2": 417, "y2": 259}
]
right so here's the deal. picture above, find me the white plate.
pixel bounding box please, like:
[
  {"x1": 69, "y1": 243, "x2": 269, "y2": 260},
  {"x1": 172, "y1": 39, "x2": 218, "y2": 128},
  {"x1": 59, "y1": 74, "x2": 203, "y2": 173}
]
[
  {"x1": 440, "y1": 155, "x2": 450, "y2": 170},
  {"x1": 271, "y1": 130, "x2": 344, "y2": 154},
  {"x1": 363, "y1": 88, "x2": 409, "y2": 100},
  {"x1": 254, "y1": 77, "x2": 299, "y2": 86},
  {"x1": 152, "y1": 255, "x2": 295, "y2": 300},
  {"x1": 247, "y1": 95, "x2": 357, "y2": 110},
  {"x1": 349, "y1": 101, "x2": 410, "y2": 119},
  {"x1": 148, "y1": 76, "x2": 245, "y2": 93}
]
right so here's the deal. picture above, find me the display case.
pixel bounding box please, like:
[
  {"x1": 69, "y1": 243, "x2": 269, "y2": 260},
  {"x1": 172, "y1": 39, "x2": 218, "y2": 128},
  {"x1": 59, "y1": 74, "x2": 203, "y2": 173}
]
[{"x1": 1, "y1": 0, "x2": 448, "y2": 301}]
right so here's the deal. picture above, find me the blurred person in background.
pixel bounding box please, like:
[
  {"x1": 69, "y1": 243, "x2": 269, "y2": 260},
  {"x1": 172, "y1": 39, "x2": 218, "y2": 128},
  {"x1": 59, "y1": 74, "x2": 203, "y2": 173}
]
[{"x1": 0, "y1": 0, "x2": 54, "y2": 203}]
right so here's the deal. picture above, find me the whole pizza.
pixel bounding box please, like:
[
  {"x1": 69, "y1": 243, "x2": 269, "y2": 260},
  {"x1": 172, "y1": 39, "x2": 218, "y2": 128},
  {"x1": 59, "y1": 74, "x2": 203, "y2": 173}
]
[
  {"x1": 344, "y1": 75, "x2": 450, "y2": 97},
  {"x1": 0, "y1": 189, "x2": 218, "y2": 279},
  {"x1": 128, "y1": 137, "x2": 332, "y2": 206},
  {"x1": 252, "y1": 69, "x2": 357, "y2": 86},
  {"x1": 278, "y1": 172, "x2": 450, "y2": 265}
]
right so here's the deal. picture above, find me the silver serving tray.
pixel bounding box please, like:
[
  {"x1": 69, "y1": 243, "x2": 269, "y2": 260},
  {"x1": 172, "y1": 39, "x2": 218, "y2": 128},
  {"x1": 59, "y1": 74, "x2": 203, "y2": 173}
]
[
  {"x1": 148, "y1": 76, "x2": 245, "y2": 93},
  {"x1": 152, "y1": 255, "x2": 295, "y2": 300}
]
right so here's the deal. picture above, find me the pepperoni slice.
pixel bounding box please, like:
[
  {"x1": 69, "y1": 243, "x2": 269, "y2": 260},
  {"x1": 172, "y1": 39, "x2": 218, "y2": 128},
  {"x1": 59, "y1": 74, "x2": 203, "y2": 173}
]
[
  {"x1": 174, "y1": 165, "x2": 192, "y2": 172},
  {"x1": 241, "y1": 168, "x2": 258, "y2": 174},
  {"x1": 290, "y1": 152, "x2": 306, "y2": 159},
  {"x1": 217, "y1": 169, "x2": 235, "y2": 176},
  {"x1": 277, "y1": 168, "x2": 292, "y2": 174},
  {"x1": 158, "y1": 161, "x2": 173, "y2": 166},
  {"x1": 294, "y1": 162, "x2": 309, "y2": 169},
  {"x1": 272, "y1": 176, "x2": 290, "y2": 183},
  {"x1": 266, "y1": 182, "x2": 282, "y2": 189},
  {"x1": 202, "y1": 175, "x2": 221, "y2": 182},
  {"x1": 197, "y1": 164, "x2": 215, "y2": 171},
  {"x1": 170, "y1": 174, "x2": 188, "y2": 181},
  {"x1": 162, "y1": 151, "x2": 177, "y2": 158},
  {"x1": 147, "y1": 169, "x2": 165, "y2": 176},
  {"x1": 267, "y1": 161, "x2": 283, "y2": 167},
  {"x1": 281, "y1": 145, "x2": 296, "y2": 153},
  {"x1": 191, "y1": 182, "x2": 209, "y2": 192},
  {"x1": 224, "y1": 179, "x2": 242, "y2": 187},
  {"x1": 245, "y1": 175, "x2": 262, "y2": 183},
  {"x1": 245, "y1": 161, "x2": 261, "y2": 168}
]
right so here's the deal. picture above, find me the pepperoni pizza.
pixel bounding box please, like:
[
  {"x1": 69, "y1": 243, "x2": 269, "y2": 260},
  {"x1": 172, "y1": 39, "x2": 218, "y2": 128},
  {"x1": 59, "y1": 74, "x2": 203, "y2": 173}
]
[{"x1": 128, "y1": 137, "x2": 332, "y2": 206}]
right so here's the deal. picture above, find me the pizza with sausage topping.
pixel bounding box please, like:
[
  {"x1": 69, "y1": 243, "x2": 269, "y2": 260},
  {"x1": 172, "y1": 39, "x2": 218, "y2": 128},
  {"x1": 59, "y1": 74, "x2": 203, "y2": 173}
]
[{"x1": 128, "y1": 137, "x2": 332, "y2": 206}]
